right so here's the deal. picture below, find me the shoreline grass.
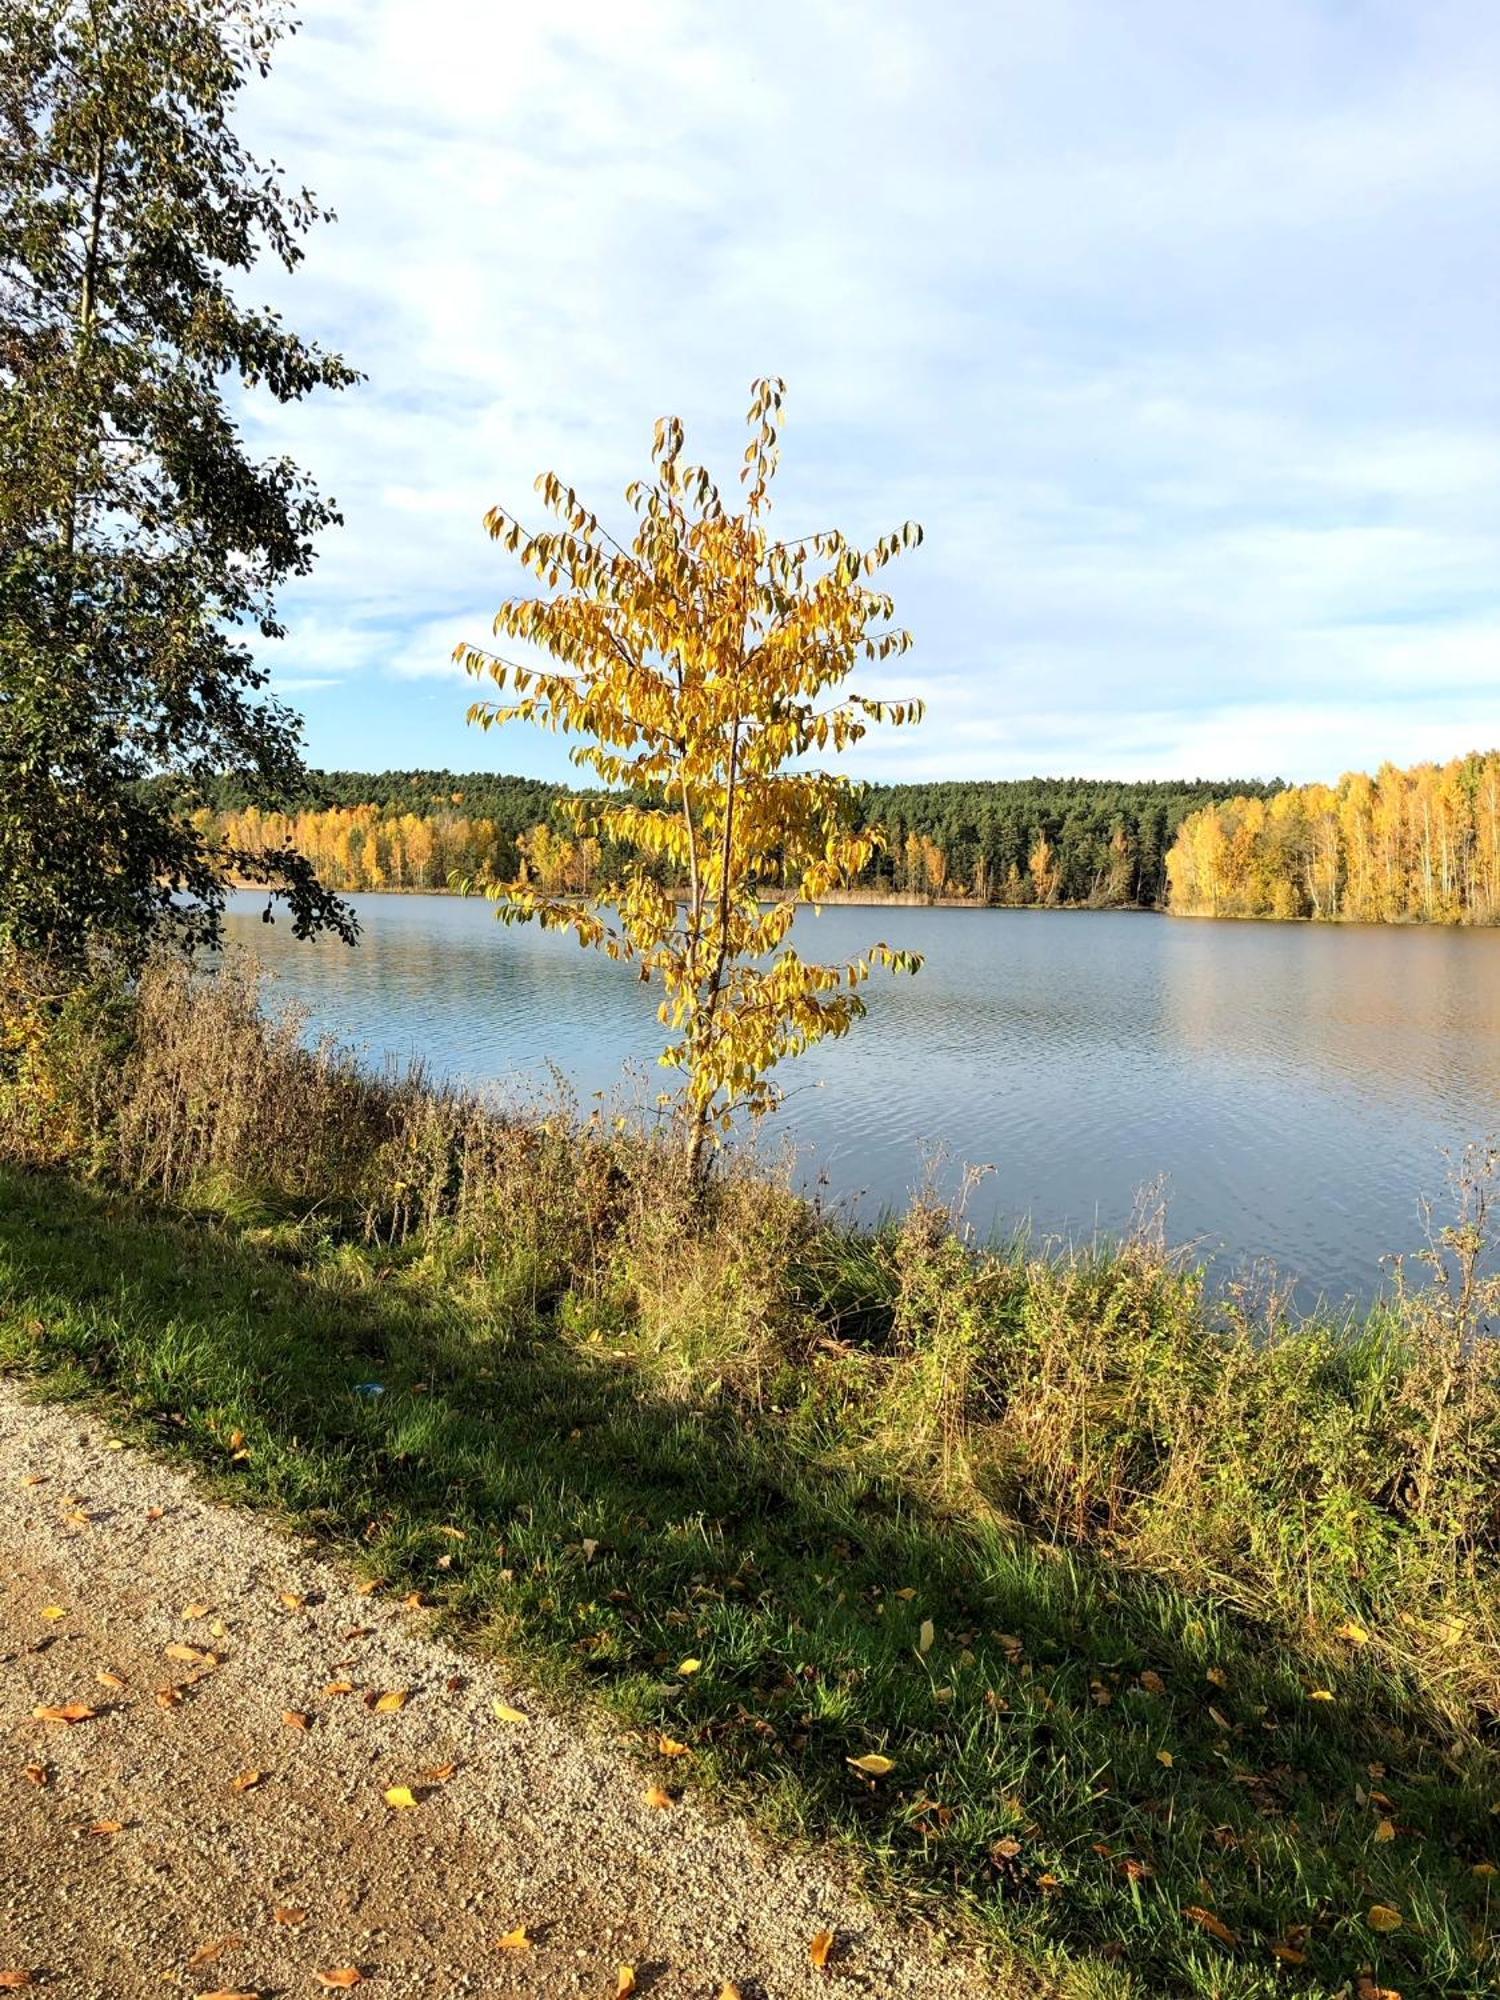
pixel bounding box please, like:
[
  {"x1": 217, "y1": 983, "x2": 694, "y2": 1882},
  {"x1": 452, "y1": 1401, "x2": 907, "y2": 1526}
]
[{"x1": 2, "y1": 952, "x2": 1498, "y2": 1997}]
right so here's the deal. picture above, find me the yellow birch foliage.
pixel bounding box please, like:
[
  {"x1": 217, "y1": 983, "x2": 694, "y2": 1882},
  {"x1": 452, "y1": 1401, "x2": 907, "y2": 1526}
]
[{"x1": 455, "y1": 378, "x2": 925, "y2": 1173}]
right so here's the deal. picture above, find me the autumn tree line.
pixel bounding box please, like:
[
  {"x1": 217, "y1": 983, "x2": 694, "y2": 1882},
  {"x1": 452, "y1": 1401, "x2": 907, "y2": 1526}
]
[
  {"x1": 199, "y1": 771, "x2": 1283, "y2": 907},
  {"x1": 1166, "y1": 751, "x2": 1500, "y2": 924}
]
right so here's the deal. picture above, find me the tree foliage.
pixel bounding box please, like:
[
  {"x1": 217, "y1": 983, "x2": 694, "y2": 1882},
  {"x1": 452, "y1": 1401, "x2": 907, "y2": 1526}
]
[
  {"x1": 457, "y1": 379, "x2": 924, "y2": 1173},
  {"x1": 0, "y1": 0, "x2": 357, "y2": 964},
  {"x1": 1168, "y1": 752, "x2": 1500, "y2": 923}
]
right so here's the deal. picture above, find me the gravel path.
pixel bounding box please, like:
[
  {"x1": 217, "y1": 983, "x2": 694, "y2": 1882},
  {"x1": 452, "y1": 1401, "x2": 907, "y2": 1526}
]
[{"x1": 0, "y1": 1381, "x2": 1006, "y2": 1999}]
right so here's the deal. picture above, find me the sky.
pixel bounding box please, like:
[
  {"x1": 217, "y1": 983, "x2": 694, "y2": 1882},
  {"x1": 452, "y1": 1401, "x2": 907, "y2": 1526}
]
[{"x1": 235, "y1": 0, "x2": 1500, "y2": 787}]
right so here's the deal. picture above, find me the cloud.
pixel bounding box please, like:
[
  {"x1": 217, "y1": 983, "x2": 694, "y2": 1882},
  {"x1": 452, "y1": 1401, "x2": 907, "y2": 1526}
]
[{"x1": 231, "y1": 0, "x2": 1500, "y2": 784}]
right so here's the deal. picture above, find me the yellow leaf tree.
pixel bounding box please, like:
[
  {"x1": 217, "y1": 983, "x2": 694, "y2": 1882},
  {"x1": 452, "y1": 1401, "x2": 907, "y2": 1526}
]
[{"x1": 456, "y1": 377, "x2": 925, "y2": 1179}]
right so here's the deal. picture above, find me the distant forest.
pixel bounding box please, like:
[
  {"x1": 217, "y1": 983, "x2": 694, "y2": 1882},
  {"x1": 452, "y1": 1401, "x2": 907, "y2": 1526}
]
[
  {"x1": 200, "y1": 771, "x2": 1283, "y2": 908},
  {"x1": 1168, "y1": 752, "x2": 1500, "y2": 923}
]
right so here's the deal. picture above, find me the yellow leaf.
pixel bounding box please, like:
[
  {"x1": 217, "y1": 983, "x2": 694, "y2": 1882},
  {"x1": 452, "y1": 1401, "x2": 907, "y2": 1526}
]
[
  {"x1": 371, "y1": 1690, "x2": 409, "y2": 1713},
  {"x1": 1472, "y1": 1861, "x2": 1498, "y2": 1879},
  {"x1": 496, "y1": 1927, "x2": 532, "y2": 1951},
  {"x1": 657, "y1": 1734, "x2": 690, "y2": 1758},
  {"x1": 40, "y1": 1606, "x2": 65, "y2": 1621},
  {"x1": 1336, "y1": 1620, "x2": 1371, "y2": 1645},
  {"x1": 676, "y1": 1657, "x2": 702, "y2": 1676},
  {"x1": 424, "y1": 1761, "x2": 458, "y2": 1783},
  {"x1": 33, "y1": 1702, "x2": 95, "y2": 1724},
  {"x1": 0, "y1": 1977, "x2": 34, "y2": 1991},
  {"x1": 644, "y1": 1784, "x2": 675, "y2": 1809},
  {"x1": 87, "y1": 1819, "x2": 125, "y2": 1836},
  {"x1": 846, "y1": 1753, "x2": 895, "y2": 1777},
  {"x1": 1156, "y1": 1749, "x2": 1174, "y2": 1767},
  {"x1": 917, "y1": 1618, "x2": 934, "y2": 1655},
  {"x1": 493, "y1": 1700, "x2": 528, "y2": 1723},
  {"x1": 616, "y1": 1968, "x2": 636, "y2": 1998},
  {"x1": 314, "y1": 1972, "x2": 364, "y2": 1990},
  {"x1": 1307, "y1": 1688, "x2": 1336, "y2": 1702},
  {"x1": 272, "y1": 1906, "x2": 307, "y2": 1924},
  {"x1": 182, "y1": 1602, "x2": 211, "y2": 1619},
  {"x1": 282, "y1": 1710, "x2": 311, "y2": 1731},
  {"x1": 22, "y1": 1765, "x2": 47, "y2": 1787},
  {"x1": 719, "y1": 1986, "x2": 745, "y2": 2000},
  {"x1": 383, "y1": 1785, "x2": 420, "y2": 1809},
  {"x1": 96, "y1": 1670, "x2": 127, "y2": 1689},
  {"x1": 1367, "y1": 1904, "x2": 1403, "y2": 1933},
  {"x1": 279, "y1": 1591, "x2": 306, "y2": 1611},
  {"x1": 324, "y1": 1681, "x2": 355, "y2": 1698},
  {"x1": 1374, "y1": 1819, "x2": 1396, "y2": 1843},
  {"x1": 165, "y1": 1642, "x2": 219, "y2": 1667},
  {"x1": 809, "y1": 1929, "x2": 835, "y2": 1968},
  {"x1": 230, "y1": 1769, "x2": 264, "y2": 1793}
]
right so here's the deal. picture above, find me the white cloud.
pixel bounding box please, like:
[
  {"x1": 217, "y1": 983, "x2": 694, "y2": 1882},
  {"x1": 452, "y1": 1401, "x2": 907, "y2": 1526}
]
[{"x1": 230, "y1": 0, "x2": 1500, "y2": 785}]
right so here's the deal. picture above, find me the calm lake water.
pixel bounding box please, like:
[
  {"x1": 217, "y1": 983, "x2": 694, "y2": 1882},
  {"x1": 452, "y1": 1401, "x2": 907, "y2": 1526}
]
[{"x1": 224, "y1": 892, "x2": 1500, "y2": 1307}]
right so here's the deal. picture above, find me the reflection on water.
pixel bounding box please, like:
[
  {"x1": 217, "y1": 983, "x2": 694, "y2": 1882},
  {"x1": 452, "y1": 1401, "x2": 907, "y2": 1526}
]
[{"x1": 224, "y1": 892, "x2": 1500, "y2": 1306}]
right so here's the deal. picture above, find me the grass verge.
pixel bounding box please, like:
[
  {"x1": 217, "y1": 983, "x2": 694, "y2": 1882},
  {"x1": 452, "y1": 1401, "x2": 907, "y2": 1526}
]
[{"x1": 1, "y1": 1165, "x2": 1495, "y2": 2000}]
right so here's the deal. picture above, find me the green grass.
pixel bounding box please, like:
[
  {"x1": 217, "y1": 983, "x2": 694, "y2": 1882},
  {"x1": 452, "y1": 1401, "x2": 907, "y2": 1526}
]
[{"x1": 1, "y1": 1167, "x2": 1495, "y2": 2000}]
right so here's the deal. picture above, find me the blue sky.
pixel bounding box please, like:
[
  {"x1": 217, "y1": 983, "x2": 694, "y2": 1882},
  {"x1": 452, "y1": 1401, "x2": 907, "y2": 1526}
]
[{"x1": 236, "y1": 0, "x2": 1500, "y2": 786}]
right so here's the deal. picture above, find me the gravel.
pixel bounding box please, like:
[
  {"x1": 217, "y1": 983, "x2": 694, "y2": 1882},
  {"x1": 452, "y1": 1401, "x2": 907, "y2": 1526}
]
[{"x1": 0, "y1": 1381, "x2": 1007, "y2": 1998}]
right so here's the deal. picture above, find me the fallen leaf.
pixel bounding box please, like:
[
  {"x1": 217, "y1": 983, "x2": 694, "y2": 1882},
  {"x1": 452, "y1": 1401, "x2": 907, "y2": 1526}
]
[
  {"x1": 33, "y1": 1702, "x2": 96, "y2": 1724},
  {"x1": 0, "y1": 1979, "x2": 36, "y2": 1992},
  {"x1": 1307, "y1": 1688, "x2": 1336, "y2": 1702},
  {"x1": 182, "y1": 1603, "x2": 211, "y2": 1620},
  {"x1": 718, "y1": 1986, "x2": 745, "y2": 2000},
  {"x1": 493, "y1": 1700, "x2": 528, "y2": 1724},
  {"x1": 187, "y1": 1941, "x2": 231, "y2": 1968},
  {"x1": 40, "y1": 1606, "x2": 65, "y2": 1622},
  {"x1": 676, "y1": 1657, "x2": 702, "y2": 1676},
  {"x1": 1205, "y1": 1665, "x2": 1228, "y2": 1688},
  {"x1": 1184, "y1": 1906, "x2": 1237, "y2": 1947},
  {"x1": 615, "y1": 1969, "x2": 636, "y2": 1998},
  {"x1": 918, "y1": 1618, "x2": 935, "y2": 1655},
  {"x1": 644, "y1": 1784, "x2": 674, "y2": 1809},
  {"x1": 271, "y1": 1907, "x2": 306, "y2": 1925},
  {"x1": 87, "y1": 1819, "x2": 125, "y2": 1836},
  {"x1": 324, "y1": 1681, "x2": 355, "y2": 1698},
  {"x1": 96, "y1": 1670, "x2": 128, "y2": 1689},
  {"x1": 1472, "y1": 1861, "x2": 1498, "y2": 1879},
  {"x1": 165, "y1": 1643, "x2": 219, "y2": 1667},
  {"x1": 383, "y1": 1785, "x2": 420, "y2": 1809},
  {"x1": 1336, "y1": 1620, "x2": 1371, "y2": 1646},
  {"x1": 893, "y1": 1586, "x2": 916, "y2": 1600},
  {"x1": 1140, "y1": 1669, "x2": 1166, "y2": 1695},
  {"x1": 846, "y1": 1753, "x2": 895, "y2": 1777},
  {"x1": 402, "y1": 1591, "x2": 426, "y2": 1609},
  {"x1": 22, "y1": 1764, "x2": 48, "y2": 1787},
  {"x1": 1374, "y1": 1818, "x2": 1396, "y2": 1843},
  {"x1": 230, "y1": 1769, "x2": 264, "y2": 1793},
  {"x1": 1368, "y1": 1904, "x2": 1403, "y2": 1933},
  {"x1": 227, "y1": 1430, "x2": 245, "y2": 1450},
  {"x1": 279, "y1": 1591, "x2": 307, "y2": 1611},
  {"x1": 195, "y1": 1991, "x2": 259, "y2": 2000},
  {"x1": 496, "y1": 1927, "x2": 533, "y2": 1951},
  {"x1": 156, "y1": 1686, "x2": 184, "y2": 1709},
  {"x1": 371, "y1": 1689, "x2": 409, "y2": 1714},
  {"x1": 809, "y1": 1929, "x2": 835, "y2": 1968},
  {"x1": 282, "y1": 1710, "x2": 311, "y2": 1731},
  {"x1": 1272, "y1": 1943, "x2": 1308, "y2": 1965},
  {"x1": 439, "y1": 1524, "x2": 466, "y2": 1540},
  {"x1": 424, "y1": 1761, "x2": 458, "y2": 1783},
  {"x1": 657, "y1": 1734, "x2": 690, "y2": 1758},
  {"x1": 19, "y1": 1474, "x2": 46, "y2": 1486},
  {"x1": 354, "y1": 1578, "x2": 383, "y2": 1596},
  {"x1": 1156, "y1": 1749, "x2": 1174, "y2": 1767},
  {"x1": 314, "y1": 1974, "x2": 363, "y2": 1991}
]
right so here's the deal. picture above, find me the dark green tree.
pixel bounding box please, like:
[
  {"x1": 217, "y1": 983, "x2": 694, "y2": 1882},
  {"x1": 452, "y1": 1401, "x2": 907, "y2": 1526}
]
[{"x1": 0, "y1": 0, "x2": 358, "y2": 963}]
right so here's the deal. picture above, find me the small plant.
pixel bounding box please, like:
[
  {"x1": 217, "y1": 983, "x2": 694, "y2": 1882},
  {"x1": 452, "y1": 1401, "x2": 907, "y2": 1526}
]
[{"x1": 456, "y1": 378, "x2": 925, "y2": 1180}]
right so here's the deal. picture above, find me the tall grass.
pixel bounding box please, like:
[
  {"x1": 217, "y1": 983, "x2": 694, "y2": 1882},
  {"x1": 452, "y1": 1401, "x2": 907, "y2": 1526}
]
[{"x1": 4, "y1": 945, "x2": 1499, "y2": 1737}]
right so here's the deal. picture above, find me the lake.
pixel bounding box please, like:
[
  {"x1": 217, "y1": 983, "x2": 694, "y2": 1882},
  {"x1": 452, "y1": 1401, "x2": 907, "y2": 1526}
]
[{"x1": 224, "y1": 892, "x2": 1500, "y2": 1307}]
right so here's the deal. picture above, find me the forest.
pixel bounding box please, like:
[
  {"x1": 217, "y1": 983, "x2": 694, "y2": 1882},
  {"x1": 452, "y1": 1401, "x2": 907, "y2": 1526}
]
[
  {"x1": 200, "y1": 771, "x2": 1282, "y2": 906},
  {"x1": 1166, "y1": 751, "x2": 1500, "y2": 923}
]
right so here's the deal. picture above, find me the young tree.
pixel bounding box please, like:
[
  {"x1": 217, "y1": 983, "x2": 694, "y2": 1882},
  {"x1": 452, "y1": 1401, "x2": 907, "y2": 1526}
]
[
  {"x1": 458, "y1": 378, "x2": 924, "y2": 1179},
  {"x1": 0, "y1": 0, "x2": 357, "y2": 965}
]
